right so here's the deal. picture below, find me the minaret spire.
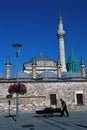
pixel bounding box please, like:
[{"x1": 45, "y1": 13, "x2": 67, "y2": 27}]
[
  {"x1": 58, "y1": 12, "x2": 63, "y2": 28},
  {"x1": 57, "y1": 12, "x2": 66, "y2": 72},
  {"x1": 5, "y1": 56, "x2": 11, "y2": 78}
]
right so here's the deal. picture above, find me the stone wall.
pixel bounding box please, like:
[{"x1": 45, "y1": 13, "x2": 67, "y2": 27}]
[{"x1": 0, "y1": 80, "x2": 87, "y2": 113}]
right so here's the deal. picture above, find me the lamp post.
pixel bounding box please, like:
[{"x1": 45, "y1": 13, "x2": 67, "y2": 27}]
[
  {"x1": 12, "y1": 43, "x2": 22, "y2": 123},
  {"x1": 6, "y1": 94, "x2": 13, "y2": 116}
]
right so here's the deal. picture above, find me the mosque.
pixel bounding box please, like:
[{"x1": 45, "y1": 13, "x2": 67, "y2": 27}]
[
  {"x1": 22, "y1": 13, "x2": 85, "y2": 79},
  {"x1": 0, "y1": 13, "x2": 87, "y2": 112}
]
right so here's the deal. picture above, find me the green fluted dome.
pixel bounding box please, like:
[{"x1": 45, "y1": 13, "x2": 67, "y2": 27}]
[{"x1": 66, "y1": 50, "x2": 80, "y2": 72}]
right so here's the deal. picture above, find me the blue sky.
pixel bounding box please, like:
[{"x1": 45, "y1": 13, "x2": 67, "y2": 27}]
[{"x1": 0, "y1": 0, "x2": 87, "y2": 76}]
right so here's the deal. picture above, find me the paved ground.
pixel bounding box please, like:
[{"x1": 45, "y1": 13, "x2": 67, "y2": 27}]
[{"x1": 0, "y1": 110, "x2": 87, "y2": 130}]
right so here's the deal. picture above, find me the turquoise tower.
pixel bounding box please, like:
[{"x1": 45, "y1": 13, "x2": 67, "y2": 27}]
[{"x1": 66, "y1": 50, "x2": 80, "y2": 72}]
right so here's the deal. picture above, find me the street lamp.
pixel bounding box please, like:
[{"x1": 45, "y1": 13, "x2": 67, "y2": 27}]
[
  {"x1": 6, "y1": 94, "x2": 13, "y2": 116},
  {"x1": 12, "y1": 43, "x2": 22, "y2": 123}
]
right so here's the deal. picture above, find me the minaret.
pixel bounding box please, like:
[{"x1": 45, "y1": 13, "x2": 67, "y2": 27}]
[
  {"x1": 57, "y1": 12, "x2": 66, "y2": 72},
  {"x1": 5, "y1": 57, "x2": 11, "y2": 78},
  {"x1": 80, "y1": 58, "x2": 86, "y2": 77},
  {"x1": 32, "y1": 59, "x2": 37, "y2": 79}
]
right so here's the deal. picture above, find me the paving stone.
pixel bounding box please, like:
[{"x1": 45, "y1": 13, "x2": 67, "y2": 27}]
[{"x1": 0, "y1": 111, "x2": 87, "y2": 130}]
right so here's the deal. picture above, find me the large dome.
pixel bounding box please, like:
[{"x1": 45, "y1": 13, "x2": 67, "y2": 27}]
[{"x1": 28, "y1": 55, "x2": 56, "y2": 63}]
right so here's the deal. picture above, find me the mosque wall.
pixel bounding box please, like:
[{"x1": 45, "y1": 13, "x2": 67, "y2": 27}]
[{"x1": 0, "y1": 80, "x2": 87, "y2": 113}]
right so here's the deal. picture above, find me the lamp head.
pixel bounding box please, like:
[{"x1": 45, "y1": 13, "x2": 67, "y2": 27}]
[{"x1": 12, "y1": 43, "x2": 22, "y2": 48}]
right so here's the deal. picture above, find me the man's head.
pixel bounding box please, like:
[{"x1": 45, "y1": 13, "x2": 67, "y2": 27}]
[{"x1": 60, "y1": 98, "x2": 62, "y2": 101}]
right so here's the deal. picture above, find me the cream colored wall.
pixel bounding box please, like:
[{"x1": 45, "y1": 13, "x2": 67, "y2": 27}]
[{"x1": 0, "y1": 80, "x2": 87, "y2": 113}]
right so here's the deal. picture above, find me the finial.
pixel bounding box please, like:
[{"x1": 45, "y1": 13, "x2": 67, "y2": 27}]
[
  {"x1": 57, "y1": 57, "x2": 62, "y2": 67},
  {"x1": 57, "y1": 57, "x2": 60, "y2": 65},
  {"x1": 58, "y1": 10, "x2": 63, "y2": 25},
  {"x1": 6, "y1": 56, "x2": 11, "y2": 65},
  {"x1": 40, "y1": 52, "x2": 42, "y2": 56},
  {"x1": 32, "y1": 59, "x2": 37, "y2": 65},
  {"x1": 57, "y1": 10, "x2": 65, "y2": 36},
  {"x1": 80, "y1": 57, "x2": 84, "y2": 65}
]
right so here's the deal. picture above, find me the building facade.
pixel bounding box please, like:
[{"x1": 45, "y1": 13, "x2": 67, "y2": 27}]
[{"x1": 0, "y1": 12, "x2": 87, "y2": 113}]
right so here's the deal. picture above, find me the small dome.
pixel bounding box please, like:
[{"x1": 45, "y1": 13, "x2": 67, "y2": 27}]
[
  {"x1": 62, "y1": 71, "x2": 82, "y2": 78},
  {"x1": 11, "y1": 72, "x2": 29, "y2": 78},
  {"x1": 0, "y1": 74, "x2": 5, "y2": 79},
  {"x1": 37, "y1": 71, "x2": 58, "y2": 78}
]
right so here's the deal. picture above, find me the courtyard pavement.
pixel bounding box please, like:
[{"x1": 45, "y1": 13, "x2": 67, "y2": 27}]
[{"x1": 0, "y1": 110, "x2": 87, "y2": 130}]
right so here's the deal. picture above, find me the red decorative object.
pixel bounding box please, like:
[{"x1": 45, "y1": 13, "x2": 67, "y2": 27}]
[{"x1": 8, "y1": 83, "x2": 27, "y2": 95}]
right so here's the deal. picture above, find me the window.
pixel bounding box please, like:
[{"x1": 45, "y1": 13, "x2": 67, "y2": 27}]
[
  {"x1": 75, "y1": 91, "x2": 83, "y2": 105},
  {"x1": 50, "y1": 94, "x2": 57, "y2": 105},
  {"x1": 76, "y1": 94, "x2": 83, "y2": 105}
]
